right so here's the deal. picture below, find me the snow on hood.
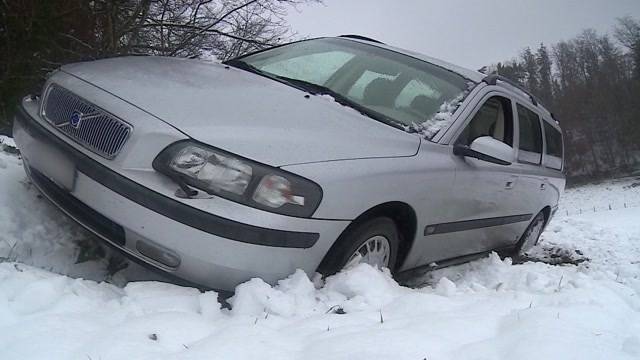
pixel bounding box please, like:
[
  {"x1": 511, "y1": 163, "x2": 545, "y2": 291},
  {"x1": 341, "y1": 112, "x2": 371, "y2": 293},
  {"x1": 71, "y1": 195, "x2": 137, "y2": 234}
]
[{"x1": 61, "y1": 56, "x2": 420, "y2": 166}]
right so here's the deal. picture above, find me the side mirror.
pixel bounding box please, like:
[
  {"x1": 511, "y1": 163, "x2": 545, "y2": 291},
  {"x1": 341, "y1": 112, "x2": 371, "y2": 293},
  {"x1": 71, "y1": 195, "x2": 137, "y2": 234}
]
[{"x1": 453, "y1": 136, "x2": 514, "y2": 165}]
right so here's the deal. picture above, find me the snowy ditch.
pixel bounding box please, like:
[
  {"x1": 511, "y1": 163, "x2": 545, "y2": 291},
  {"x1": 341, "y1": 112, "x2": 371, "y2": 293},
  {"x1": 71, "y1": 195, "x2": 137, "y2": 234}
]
[{"x1": 1, "y1": 140, "x2": 639, "y2": 359}]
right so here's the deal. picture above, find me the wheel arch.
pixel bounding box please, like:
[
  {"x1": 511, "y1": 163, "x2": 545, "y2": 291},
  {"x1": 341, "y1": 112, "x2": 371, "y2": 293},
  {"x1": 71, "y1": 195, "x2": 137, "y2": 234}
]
[{"x1": 319, "y1": 201, "x2": 418, "y2": 272}]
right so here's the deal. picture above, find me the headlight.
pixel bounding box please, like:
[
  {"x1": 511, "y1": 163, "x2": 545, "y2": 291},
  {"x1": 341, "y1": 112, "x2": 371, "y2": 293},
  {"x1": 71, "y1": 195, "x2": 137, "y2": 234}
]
[
  {"x1": 169, "y1": 144, "x2": 252, "y2": 195},
  {"x1": 153, "y1": 141, "x2": 322, "y2": 217}
]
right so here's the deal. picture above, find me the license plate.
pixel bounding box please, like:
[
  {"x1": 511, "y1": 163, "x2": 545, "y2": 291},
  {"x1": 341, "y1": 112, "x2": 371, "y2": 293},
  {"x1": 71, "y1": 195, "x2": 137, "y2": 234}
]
[{"x1": 27, "y1": 140, "x2": 77, "y2": 191}]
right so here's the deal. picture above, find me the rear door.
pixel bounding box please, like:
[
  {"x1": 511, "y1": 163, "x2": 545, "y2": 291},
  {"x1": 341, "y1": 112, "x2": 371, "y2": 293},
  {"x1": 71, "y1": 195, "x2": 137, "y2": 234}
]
[{"x1": 511, "y1": 103, "x2": 547, "y2": 227}]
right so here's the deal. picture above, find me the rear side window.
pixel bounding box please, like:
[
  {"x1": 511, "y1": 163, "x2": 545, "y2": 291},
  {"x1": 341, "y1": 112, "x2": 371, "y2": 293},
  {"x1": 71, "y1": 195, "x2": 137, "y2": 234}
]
[
  {"x1": 517, "y1": 104, "x2": 542, "y2": 164},
  {"x1": 543, "y1": 121, "x2": 563, "y2": 170}
]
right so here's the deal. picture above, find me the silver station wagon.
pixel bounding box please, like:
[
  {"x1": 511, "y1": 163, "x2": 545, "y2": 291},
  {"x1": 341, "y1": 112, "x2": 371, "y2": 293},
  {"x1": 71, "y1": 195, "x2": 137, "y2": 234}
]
[{"x1": 14, "y1": 36, "x2": 565, "y2": 290}]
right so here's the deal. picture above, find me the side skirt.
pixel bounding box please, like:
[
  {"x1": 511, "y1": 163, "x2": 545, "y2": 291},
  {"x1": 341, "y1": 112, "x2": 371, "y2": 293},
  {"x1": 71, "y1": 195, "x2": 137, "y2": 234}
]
[{"x1": 424, "y1": 214, "x2": 533, "y2": 236}]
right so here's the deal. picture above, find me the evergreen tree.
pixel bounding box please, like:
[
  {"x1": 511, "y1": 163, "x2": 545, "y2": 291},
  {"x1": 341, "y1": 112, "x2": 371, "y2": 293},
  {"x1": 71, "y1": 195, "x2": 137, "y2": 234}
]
[
  {"x1": 521, "y1": 47, "x2": 539, "y2": 96},
  {"x1": 536, "y1": 43, "x2": 553, "y2": 107},
  {"x1": 487, "y1": 18, "x2": 640, "y2": 183},
  {"x1": 496, "y1": 60, "x2": 525, "y2": 85}
]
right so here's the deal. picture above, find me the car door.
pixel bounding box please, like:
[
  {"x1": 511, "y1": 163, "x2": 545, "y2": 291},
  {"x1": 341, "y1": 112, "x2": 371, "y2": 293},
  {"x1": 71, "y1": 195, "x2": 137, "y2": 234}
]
[
  {"x1": 511, "y1": 103, "x2": 549, "y2": 223},
  {"x1": 438, "y1": 93, "x2": 526, "y2": 259}
]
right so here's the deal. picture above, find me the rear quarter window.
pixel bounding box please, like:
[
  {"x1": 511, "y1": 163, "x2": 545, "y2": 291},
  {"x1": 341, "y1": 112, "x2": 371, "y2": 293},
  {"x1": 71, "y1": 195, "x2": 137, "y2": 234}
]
[{"x1": 543, "y1": 121, "x2": 563, "y2": 170}]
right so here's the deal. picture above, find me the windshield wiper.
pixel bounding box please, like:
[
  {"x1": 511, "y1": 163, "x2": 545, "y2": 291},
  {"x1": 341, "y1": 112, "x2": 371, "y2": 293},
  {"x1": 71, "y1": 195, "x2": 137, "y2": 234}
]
[
  {"x1": 225, "y1": 59, "x2": 319, "y2": 94},
  {"x1": 274, "y1": 76, "x2": 406, "y2": 131},
  {"x1": 273, "y1": 76, "x2": 333, "y2": 96},
  {"x1": 225, "y1": 59, "x2": 264, "y2": 75}
]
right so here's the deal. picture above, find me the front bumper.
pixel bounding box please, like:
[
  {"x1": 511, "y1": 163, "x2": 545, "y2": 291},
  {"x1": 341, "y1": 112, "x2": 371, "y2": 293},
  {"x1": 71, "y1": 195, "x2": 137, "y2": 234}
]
[{"x1": 13, "y1": 99, "x2": 349, "y2": 291}]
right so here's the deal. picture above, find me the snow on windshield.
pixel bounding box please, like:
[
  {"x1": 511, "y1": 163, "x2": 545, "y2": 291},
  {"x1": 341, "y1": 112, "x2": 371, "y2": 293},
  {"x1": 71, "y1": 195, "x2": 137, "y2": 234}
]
[
  {"x1": 407, "y1": 80, "x2": 475, "y2": 140},
  {"x1": 410, "y1": 91, "x2": 466, "y2": 139}
]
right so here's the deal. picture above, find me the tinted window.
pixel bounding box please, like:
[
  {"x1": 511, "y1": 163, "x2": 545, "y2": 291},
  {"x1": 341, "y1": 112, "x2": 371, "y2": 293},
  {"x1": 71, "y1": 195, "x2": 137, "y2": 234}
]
[
  {"x1": 457, "y1": 96, "x2": 513, "y2": 146},
  {"x1": 543, "y1": 121, "x2": 563, "y2": 170},
  {"x1": 517, "y1": 104, "x2": 542, "y2": 164},
  {"x1": 543, "y1": 121, "x2": 562, "y2": 157}
]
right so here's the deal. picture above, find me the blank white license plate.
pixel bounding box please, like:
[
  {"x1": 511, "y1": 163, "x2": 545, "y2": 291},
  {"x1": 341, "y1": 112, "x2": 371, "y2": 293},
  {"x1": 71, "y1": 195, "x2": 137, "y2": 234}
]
[{"x1": 28, "y1": 140, "x2": 77, "y2": 191}]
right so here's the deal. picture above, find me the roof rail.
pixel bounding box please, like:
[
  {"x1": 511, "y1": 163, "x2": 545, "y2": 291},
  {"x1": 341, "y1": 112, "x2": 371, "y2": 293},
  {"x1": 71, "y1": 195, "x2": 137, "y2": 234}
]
[
  {"x1": 338, "y1": 34, "x2": 385, "y2": 44},
  {"x1": 482, "y1": 73, "x2": 539, "y2": 107}
]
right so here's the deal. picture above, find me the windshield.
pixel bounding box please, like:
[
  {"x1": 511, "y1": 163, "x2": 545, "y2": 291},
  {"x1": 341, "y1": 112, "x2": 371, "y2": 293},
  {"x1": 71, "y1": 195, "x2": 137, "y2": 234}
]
[{"x1": 230, "y1": 38, "x2": 473, "y2": 139}]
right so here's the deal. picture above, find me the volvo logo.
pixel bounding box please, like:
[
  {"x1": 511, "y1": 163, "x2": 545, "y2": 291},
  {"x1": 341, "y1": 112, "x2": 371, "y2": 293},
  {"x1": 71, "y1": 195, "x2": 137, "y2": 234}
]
[{"x1": 69, "y1": 110, "x2": 83, "y2": 129}]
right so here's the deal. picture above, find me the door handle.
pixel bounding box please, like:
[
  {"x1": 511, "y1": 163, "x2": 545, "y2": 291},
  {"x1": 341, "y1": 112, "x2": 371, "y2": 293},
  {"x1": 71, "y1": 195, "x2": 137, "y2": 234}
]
[{"x1": 505, "y1": 175, "x2": 518, "y2": 190}]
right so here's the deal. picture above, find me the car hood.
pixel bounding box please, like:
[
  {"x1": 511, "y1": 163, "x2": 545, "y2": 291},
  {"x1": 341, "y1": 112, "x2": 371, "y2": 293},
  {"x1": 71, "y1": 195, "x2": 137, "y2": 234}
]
[{"x1": 61, "y1": 56, "x2": 420, "y2": 166}]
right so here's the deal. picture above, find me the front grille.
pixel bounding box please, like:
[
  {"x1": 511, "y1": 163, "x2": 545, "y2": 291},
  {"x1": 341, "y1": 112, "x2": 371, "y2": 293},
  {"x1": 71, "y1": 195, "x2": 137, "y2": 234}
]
[
  {"x1": 42, "y1": 84, "x2": 132, "y2": 159},
  {"x1": 30, "y1": 167, "x2": 126, "y2": 246}
]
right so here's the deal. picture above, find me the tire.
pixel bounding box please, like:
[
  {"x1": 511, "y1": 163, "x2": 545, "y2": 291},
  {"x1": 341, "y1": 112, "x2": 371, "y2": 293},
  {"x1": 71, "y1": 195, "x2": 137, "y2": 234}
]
[
  {"x1": 318, "y1": 217, "x2": 400, "y2": 276},
  {"x1": 515, "y1": 211, "x2": 546, "y2": 256}
]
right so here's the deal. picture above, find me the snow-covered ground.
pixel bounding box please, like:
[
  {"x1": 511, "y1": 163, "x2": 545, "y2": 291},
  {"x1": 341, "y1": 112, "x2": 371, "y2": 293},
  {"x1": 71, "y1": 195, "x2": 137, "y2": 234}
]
[
  {"x1": 559, "y1": 177, "x2": 640, "y2": 216},
  {"x1": 1, "y1": 141, "x2": 639, "y2": 360}
]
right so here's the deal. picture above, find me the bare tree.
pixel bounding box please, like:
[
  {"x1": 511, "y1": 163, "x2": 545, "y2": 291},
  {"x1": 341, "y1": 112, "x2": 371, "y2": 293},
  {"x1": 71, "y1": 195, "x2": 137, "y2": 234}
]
[
  {"x1": 92, "y1": 0, "x2": 316, "y2": 60},
  {"x1": 614, "y1": 16, "x2": 640, "y2": 51}
]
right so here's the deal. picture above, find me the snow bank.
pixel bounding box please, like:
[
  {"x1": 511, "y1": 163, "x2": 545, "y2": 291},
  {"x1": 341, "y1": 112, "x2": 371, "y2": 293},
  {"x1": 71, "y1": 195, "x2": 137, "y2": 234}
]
[
  {"x1": 1, "y1": 245, "x2": 638, "y2": 359},
  {"x1": 1, "y1": 147, "x2": 640, "y2": 359},
  {"x1": 0, "y1": 150, "x2": 171, "y2": 286},
  {"x1": 0, "y1": 135, "x2": 16, "y2": 149},
  {"x1": 0, "y1": 151, "x2": 108, "y2": 279}
]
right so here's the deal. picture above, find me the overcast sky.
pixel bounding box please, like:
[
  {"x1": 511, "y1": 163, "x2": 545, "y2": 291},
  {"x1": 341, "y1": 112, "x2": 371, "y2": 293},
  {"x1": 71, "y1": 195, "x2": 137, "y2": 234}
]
[{"x1": 286, "y1": 0, "x2": 640, "y2": 70}]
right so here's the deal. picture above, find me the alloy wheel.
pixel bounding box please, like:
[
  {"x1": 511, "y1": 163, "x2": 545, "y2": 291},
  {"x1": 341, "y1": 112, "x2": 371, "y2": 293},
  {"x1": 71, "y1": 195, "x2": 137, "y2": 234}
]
[{"x1": 345, "y1": 235, "x2": 391, "y2": 269}]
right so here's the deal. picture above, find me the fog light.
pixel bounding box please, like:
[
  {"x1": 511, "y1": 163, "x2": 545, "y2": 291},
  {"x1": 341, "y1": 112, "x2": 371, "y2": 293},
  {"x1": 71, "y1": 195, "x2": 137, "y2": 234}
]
[{"x1": 136, "y1": 240, "x2": 181, "y2": 268}]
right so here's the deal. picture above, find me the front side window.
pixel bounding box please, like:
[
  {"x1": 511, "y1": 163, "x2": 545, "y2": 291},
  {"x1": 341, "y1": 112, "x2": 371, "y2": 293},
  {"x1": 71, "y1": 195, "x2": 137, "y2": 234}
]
[
  {"x1": 230, "y1": 38, "x2": 472, "y2": 140},
  {"x1": 543, "y1": 121, "x2": 563, "y2": 170},
  {"x1": 517, "y1": 104, "x2": 543, "y2": 164},
  {"x1": 456, "y1": 96, "x2": 513, "y2": 146}
]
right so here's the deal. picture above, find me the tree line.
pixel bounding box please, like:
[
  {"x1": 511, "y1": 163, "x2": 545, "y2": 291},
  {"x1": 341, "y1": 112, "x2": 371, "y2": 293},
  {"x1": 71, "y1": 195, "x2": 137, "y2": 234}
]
[
  {"x1": 482, "y1": 17, "x2": 640, "y2": 184},
  {"x1": 0, "y1": 0, "x2": 314, "y2": 131}
]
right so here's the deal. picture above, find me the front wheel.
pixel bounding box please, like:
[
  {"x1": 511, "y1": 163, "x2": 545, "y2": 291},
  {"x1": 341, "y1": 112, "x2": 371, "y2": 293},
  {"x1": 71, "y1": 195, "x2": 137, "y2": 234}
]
[
  {"x1": 318, "y1": 217, "x2": 400, "y2": 276},
  {"x1": 515, "y1": 211, "x2": 546, "y2": 256}
]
